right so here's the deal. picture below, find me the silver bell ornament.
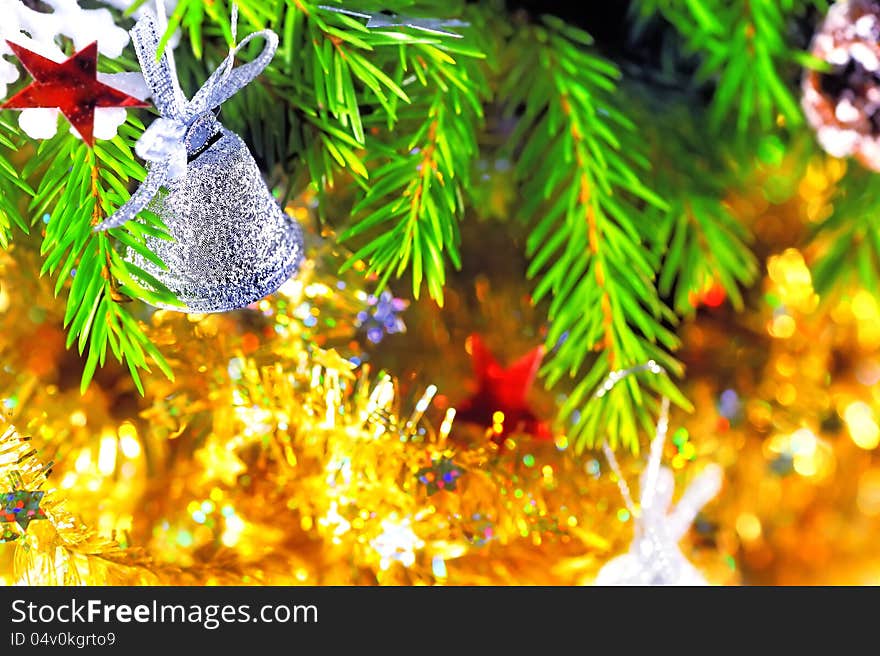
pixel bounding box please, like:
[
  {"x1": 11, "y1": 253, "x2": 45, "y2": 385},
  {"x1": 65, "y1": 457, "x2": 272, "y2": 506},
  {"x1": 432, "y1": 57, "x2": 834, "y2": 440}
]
[{"x1": 95, "y1": 7, "x2": 304, "y2": 313}]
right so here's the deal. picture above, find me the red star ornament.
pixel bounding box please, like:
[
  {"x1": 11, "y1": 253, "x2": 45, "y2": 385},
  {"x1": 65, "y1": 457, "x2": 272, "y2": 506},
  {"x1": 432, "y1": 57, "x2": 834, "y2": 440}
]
[
  {"x1": 455, "y1": 334, "x2": 553, "y2": 444},
  {"x1": 1, "y1": 41, "x2": 148, "y2": 146}
]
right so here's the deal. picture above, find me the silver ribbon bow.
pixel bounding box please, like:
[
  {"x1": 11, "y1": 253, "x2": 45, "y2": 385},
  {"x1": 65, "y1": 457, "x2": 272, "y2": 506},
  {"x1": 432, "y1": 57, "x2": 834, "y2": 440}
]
[{"x1": 94, "y1": 5, "x2": 278, "y2": 232}]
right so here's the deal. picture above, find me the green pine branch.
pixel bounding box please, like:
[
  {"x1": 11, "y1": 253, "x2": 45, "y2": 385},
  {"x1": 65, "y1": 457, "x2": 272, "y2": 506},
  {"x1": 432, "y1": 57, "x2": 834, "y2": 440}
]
[
  {"x1": 336, "y1": 42, "x2": 486, "y2": 305},
  {"x1": 810, "y1": 166, "x2": 880, "y2": 297},
  {"x1": 634, "y1": 0, "x2": 823, "y2": 135},
  {"x1": 0, "y1": 115, "x2": 33, "y2": 246},
  {"x1": 25, "y1": 117, "x2": 180, "y2": 394},
  {"x1": 503, "y1": 17, "x2": 691, "y2": 453},
  {"x1": 638, "y1": 103, "x2": 759, "y2": 315},
  {"x1": 655, "y1": 194, "x2": 758, "y2": 315},
  {"x1": 338, "y1": 90, "x2": 473, "y2": 304},
  {"x1": 298, "y1": 3, "x2": 487, "y2": 304},
  {"x1": 152, "y1": 0, "x2": 270, "y2": 57}
]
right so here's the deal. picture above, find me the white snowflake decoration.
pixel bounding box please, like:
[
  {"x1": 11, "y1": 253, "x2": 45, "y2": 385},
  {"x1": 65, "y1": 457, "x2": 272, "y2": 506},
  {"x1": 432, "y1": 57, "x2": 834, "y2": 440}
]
[
  {"x1": 0, "y1": 0, "x2": 149, "y2": 141},
  {"x1": 592, "y1": 363, "x2": 724, "y2": 586}
]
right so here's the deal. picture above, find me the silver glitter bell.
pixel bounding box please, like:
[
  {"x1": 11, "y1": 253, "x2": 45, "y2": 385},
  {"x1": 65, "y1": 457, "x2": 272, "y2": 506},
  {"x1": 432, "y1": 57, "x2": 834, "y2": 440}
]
[{"x1": 94, "y1": 6, "x2": 304, "y2": 313}]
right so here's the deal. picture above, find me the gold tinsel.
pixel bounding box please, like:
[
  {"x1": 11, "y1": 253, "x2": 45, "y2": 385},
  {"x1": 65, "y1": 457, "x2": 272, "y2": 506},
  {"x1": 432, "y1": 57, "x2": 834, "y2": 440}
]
[
  {"x1": 9, "y1": 151, "x2": 880, "y2": 585},
  {"x1": 1, "y1": 219, "x2": 720, "y2": 585}
]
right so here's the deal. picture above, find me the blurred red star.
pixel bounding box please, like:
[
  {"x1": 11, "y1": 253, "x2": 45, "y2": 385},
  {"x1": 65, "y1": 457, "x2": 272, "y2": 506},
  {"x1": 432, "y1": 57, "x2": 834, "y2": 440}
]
[
  {"x1": 1, "y1": 41, "x2": 148, "y2": 146},
  {"x1": 455, "y1": 334, "x2": 553, "y2": 444}
]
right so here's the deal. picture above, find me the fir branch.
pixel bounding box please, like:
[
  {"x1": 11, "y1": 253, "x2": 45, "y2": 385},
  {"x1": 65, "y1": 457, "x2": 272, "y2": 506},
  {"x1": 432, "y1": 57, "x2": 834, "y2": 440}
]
[
  {"x1": 655, "y1": 195, "x2": 758, "y2": 315},
  {"x1": 28, "y1": 118, "x2": 179, "y2": 394},
  {"x1": 288, "y1": 1, "x2": 482, "y2": 190},
  {"x1": 257, "y1": 1, "x2": 485, "y2": 303},
  {"x1": 639, "y1": 103, "x2": 759, "y2": 316},
  {"x1": 504, "y1": 17, "x2": 690, "y2": 453},
  {"x1": 0, "y1": 115, "x2": 33, "y2": 247},
  {"x1": 337, "y1": 39, "x2": 486, "y2": 304},
  {"x1": 810, "y1": 166, "x2": 880, "y2": 297},
  {"x1": 180, "y1": 2, "x2": 480, "y2": 195},
  {"x1": 634, "y1": 0, "x2": 816, "y2": 135}
]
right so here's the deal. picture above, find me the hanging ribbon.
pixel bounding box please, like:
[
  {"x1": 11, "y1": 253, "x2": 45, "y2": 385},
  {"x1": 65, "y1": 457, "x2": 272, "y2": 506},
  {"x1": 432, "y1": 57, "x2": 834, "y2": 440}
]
[{"x1": 94, "y1": 3, "x2": 278, "y2": 232}]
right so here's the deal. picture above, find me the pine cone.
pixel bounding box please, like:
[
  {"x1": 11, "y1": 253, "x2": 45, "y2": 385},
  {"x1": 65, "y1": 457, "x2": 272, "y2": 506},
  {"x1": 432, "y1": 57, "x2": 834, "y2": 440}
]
[{"x1": 803, "y1": 0, "x2": 880, "y2": 170}]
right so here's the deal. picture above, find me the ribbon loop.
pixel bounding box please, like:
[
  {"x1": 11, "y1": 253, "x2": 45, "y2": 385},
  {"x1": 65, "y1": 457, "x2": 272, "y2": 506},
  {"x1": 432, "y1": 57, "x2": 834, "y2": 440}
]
[
  {"x1": 94, "y1": 6, "x2": 278, "y2": 232},
  {"x1": 130, "y1": 13, "x2": 187, "y2": 122},
  {"x1": 187, "y1": 29, "x2": 278, "y2": 116}
]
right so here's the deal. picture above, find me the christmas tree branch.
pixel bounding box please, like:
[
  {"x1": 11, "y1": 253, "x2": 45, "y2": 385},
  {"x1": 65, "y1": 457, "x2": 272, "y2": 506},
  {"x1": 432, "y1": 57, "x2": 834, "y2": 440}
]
[
  {"x1": 639, "y1": 102, "x2": 759, "y2": 315},
  {"x1": 656, "y1": 195, "x2": 758, "y2": 314},
  {"x1": 26, "y1": 117, "x2": 179, "y2": 394},
  {"x1": 0, "y1": 115, "x2": 32, "y2": 247},
  {"x1": 634, "y1": 0, "x2": 819, "y2": 135},
  {"x1": 504, "y1": 17, "x2": 691, "y2": 453},
  {"x1": 337, "y1": 38, "x2": 486, "y2": 304},
  {"x1": 810, "y1": 166, "x2": 880, "y2": 297}
]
